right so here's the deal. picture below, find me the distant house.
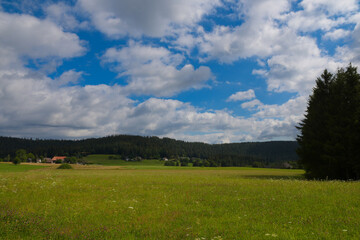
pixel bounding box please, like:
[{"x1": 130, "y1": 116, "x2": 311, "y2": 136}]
[{"x1": 44, "y1": 156, "x2": 67, "y2": 164}]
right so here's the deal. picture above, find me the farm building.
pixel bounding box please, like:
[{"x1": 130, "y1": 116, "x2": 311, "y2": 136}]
[{"x1": 44, "y1": 156, "x2": 67, "y2": 164}]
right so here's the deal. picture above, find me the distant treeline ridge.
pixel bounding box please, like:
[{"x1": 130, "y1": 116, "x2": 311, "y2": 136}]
[{"x1": 0, "y1": 135, "x2": 299, "y2": 168}]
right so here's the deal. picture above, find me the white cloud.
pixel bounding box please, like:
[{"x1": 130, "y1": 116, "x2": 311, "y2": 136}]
[
  {"x1": 284, "y1": 0, "x2": 358, "y2": 34},
  {"x1": 254, "y1": 96, "x2": 307, "y2": 119},
  {"x1": 45, "y1": 2, "x2": 90, "y2": 31},
  {"x1": 0, "y1": 11, "x2": 86, "y2": 60},
  {"x1": 323, "y1": 29, "x2": 351, "y2": 41},
  {"x1": 247, "y1": 96, "x2": 309, "y2": 140},
  {"x1": 336, "y1": 20, "x2": 360, "y2": 66},
  {"x1": 55, "y1": 70, "x2": 84, "y2": 86},
  {"x1": 1, "y1": 0, "x2": 359, "y2": 143},
  {"x1": 173, "y1": 0, "x2": 357, "y2": 97},
  {"x1": 0, "y1": 66, "x2": 271, "y2": 142},
  {"x1": 0, "y1": 70, "x2": 134, "y2": 138},
  {"x1": 0, "y1": 58, "x2": 298, "y2": 142},
  {"x1": 78, "y1": 0, "x2": 221, "y2": 38},
  {"x1": 227, "y1": 89, "x2": 255, "y2": 102},
  {"x1": 188, "y1": 0, "x2": 292, "y2": 63},
  {"x1": 286, "y1": 11, "x2": 345, "y2": 33},
  {"x1": 259, "y1": 38, "x2": 341, "y2": 94},
  {"x1": 102, "y1": 41, "x2": 213, "y2": 97},
  {"x1": 241, "y1": 99, "x2": 262, "y2": 110},
  {"x1": 300, "y1": 0, "x2": 359, "y2": 15}
]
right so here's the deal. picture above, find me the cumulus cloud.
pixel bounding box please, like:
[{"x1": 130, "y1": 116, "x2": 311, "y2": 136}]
[
  {"x1": 335, "y1": 19, "x2": 360, "y2": 66},
  {"x1": 250, "y1": 96, "x2": 309, "y2": 140},
  {"x1": 0, "y1": 66, "x2": 276, "y2": 142},
  {"x1": 102, "y1": 41, "x2": 213, "y2": 97},
  {"x1": 1, "y1": 0, "x2": 358, "y2": 143},
  {"x1": 254, "y1": 96, "x2": 307, "y2": 119},
  {"x1": 300, "y1": 0, "x2": 359, "y2": 15},
  {"x1": 0, "y1": 11, "x2": 86, "y2": 60},
  {"x1": 189, "y1": 0, "x2": 292, "y2": 63},
  {"x1": 323, "y1": 29, "x2": 351, "y2": 41},
  {"x1": 0, "y1": 70, "x2": 133, "y2": 138},
  {"x1": 55, "y1": 70, "x2": 84, "y2": 86},
  {"x1": 169, "y1": 0, "x2": 358, "y2": 97},
  {"x1": 258, "y1": 40, "x2": 341, "y2": 94},
  {"x1": 227, "y1": 89, "x2": 255, "y2": 102},
  {"x1": 78, "y1": 0, "x2": 221, "y2": 38},
  {"x1": 241, "y1": 99, "x2": 263, "y2": 110},
  {"x1": 284, "y1": 0, "x2": 358, "y2": 37},
  {"x1": 45, "y1": 2, "x2": 90, "y2": 31}
]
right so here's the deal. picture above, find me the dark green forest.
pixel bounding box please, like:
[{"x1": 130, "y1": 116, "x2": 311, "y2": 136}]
[{"x1": 0, "y1": 135, "x2": 298, "y2": 168}]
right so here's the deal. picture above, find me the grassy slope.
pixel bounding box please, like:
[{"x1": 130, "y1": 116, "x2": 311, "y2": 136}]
[{"x1": 0, "y1": 166, "x2": 359, "y2": 240}]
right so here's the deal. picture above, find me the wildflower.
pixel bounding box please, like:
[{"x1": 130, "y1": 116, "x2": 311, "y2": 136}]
[
  {"x1": 128, "y1": 207, "x2": 134, "y2": 209},
  {"x1": 342, "y1": 229, "x2": 347, "y2": 232}
]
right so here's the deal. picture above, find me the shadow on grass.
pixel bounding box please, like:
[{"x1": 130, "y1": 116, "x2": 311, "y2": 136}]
[{"x1": 243, "y1": 174, "x2": 306, "y2": 180}]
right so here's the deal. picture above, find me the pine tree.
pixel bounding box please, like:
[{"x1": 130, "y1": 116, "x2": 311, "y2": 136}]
[{"x1": 297, "y1": 64, "x2": 360, "y2": 180}]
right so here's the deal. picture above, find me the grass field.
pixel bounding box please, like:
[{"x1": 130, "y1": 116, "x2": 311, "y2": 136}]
[
  {"x1": 0, "y1": 162, "x2": 359, "y2": 239},
  {"x1": 0, "y1": 163, "x2": 46, "y2": 172}
]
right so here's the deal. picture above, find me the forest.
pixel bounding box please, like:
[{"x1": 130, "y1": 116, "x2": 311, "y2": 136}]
[{"x1": 0, "y1": 135, "x2": 298, "y2": 168}]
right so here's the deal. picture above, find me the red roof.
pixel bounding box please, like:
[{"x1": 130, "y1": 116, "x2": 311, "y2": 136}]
[{"x1": 52, "y1": 156, "x2": 67, "y2": 161}]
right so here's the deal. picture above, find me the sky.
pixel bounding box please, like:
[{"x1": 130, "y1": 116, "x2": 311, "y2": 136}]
[{"x1": 0, "y1": 0, "x2": 359, "y2": 143}]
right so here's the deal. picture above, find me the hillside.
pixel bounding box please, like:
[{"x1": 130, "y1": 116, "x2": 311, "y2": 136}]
[{"x1": 0, "y1": 135, "x2": 298, "y2": 167}]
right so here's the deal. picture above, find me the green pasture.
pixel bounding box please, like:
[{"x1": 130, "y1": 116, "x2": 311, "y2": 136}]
[
  {"x1": 0, "y1": 163, "x2": 46, "y2": 172},
  {"x1": 0, "y1": 164, "x2": 359, "y2": 240}
]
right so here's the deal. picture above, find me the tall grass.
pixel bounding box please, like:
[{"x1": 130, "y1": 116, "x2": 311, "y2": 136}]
[{"x1": 0, "y1": 166, "x2": 359, "y2": 239}]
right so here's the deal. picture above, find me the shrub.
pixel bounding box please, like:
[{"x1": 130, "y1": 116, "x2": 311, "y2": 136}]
[
  {"x1": 12, "y1": 157, "x2": 21, "y2": 165},
  {"x1": 57, "y1": 163, "x2": 73, "y2": 169}
]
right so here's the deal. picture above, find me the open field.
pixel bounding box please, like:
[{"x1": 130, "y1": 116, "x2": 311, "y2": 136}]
[
  {"x1": 0, "y1": 163, "x2": 359, "y2": 239},
  {"x1": 0, "y1": 163, "x2": 46, "y2": 172}
]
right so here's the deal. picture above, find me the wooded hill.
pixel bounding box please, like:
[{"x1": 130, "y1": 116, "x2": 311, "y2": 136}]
[{"x1": 0, "y1": 135, "x2": 298, "y2": 167}]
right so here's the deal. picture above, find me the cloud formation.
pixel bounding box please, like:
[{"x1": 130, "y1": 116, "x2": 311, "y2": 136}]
[
  {"x1": 227, "y1": 89, "x2": 255, "y2": 102},
  {"x1": 78, "y1": 0, "x2": 221, "y2": 38},
  {"x1": 102, "y1": 41, "x2": 213, "y2": 97},
  {"x1": 0, "y1": 0, "x2": 359, "y2": 143},
  {"x1": 0, "y1": 11, "x2": 86, "y2": 60}
]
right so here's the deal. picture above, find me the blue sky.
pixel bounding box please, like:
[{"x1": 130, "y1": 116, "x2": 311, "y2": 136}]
[{"x1": 0, "y1": 0, "x2": 359, "y2": 143}]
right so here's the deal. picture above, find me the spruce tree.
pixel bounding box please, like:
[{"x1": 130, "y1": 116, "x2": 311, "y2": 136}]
[{"x1": 297, "y1": 64, "x2": 360, "y2": 180}]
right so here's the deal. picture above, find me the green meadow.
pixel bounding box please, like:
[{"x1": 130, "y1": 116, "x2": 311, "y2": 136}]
[
  {"x1": 0, "y1": 163, "x2": 46, "y2": 172},
  {"x1": 0, "y1": 159, "x2": 359, "y2": 240}
]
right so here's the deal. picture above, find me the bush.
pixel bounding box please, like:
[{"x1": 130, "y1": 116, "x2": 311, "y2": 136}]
[
  {"x1": 57, "y1": 163, "x2": 73, "y2": 169},
  {"x1": 12, "y1": 157, "x2": 21, "y2": 165}
]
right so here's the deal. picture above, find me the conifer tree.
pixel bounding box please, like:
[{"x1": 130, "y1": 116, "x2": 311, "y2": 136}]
[{"x1": 297, "y1": 64, "x2": 360, "y2": 180}]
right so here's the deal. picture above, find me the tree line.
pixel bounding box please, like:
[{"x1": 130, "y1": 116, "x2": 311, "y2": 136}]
[{"x1": 0, "y1": 135, "x2": 299, "y2": 168}]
